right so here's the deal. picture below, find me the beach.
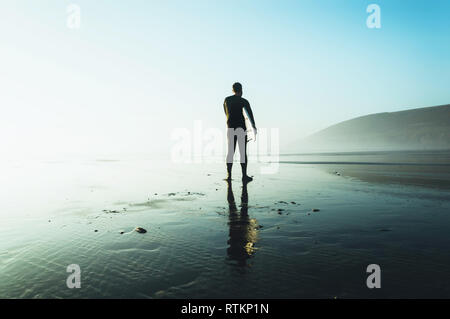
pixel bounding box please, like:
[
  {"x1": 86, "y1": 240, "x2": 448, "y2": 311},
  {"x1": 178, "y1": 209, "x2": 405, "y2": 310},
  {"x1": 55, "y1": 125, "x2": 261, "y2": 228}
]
[{"x1": 1, "y1": 151, "x2": 450, "y2": 298}]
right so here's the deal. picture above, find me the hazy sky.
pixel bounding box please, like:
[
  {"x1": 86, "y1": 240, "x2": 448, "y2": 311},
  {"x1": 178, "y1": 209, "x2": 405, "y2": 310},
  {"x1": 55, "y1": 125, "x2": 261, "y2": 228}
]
[{"x1": 1, "y1": 0, "x2": 449, "y2": 158}]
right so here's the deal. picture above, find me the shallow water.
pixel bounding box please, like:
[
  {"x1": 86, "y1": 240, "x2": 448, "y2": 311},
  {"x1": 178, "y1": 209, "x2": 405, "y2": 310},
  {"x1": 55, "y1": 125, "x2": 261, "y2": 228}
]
[{"x1": 1, "y1": 151, "x2": 450, "y2": 298}]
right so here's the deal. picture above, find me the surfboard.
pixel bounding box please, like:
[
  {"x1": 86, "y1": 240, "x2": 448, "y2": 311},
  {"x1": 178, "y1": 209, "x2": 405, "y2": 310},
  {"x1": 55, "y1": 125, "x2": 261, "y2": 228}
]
[{"x1": 243, "y1": 107, "x2": 255, "y2": 142}]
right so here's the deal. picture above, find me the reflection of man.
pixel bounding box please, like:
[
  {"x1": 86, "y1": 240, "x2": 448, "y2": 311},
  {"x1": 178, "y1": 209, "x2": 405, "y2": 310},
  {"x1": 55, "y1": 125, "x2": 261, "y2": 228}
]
[
  {"x1": 223, "y1": 82, "x2": 257, "y2": 182},
  {"x1": 226, "y1": 180, "x2": 259, "y2": 267}
]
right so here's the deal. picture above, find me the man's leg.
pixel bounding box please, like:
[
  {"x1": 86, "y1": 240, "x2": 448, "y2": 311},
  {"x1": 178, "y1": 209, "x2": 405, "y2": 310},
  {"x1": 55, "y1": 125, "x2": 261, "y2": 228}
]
[
  {"x1": 226, "y1": 129, "x2": 238, "y2": 180},
  {"x1": 240, "y1": 139, "x2": 248, "y2": 177},
  {"x1": 237, "y1": 128, "x2": 252, "y2": 182}
]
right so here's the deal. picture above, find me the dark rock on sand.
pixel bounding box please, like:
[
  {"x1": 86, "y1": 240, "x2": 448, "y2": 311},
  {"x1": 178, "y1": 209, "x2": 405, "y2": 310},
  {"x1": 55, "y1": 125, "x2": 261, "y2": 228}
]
[
  {"x1": 135, "y1": 227, "x2": 147, "y2": 233},
  {"x1": 312, "y1": 208, "x2": 320, "y2": 212},
  {"x1": 104, "y1": 210, "x2": 121, "y2": 214}
]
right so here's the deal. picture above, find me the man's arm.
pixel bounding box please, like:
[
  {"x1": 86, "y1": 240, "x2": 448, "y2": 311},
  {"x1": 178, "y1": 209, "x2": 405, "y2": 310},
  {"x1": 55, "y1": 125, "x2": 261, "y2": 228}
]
[{"x1": 223, "y1": 99, "x2": 229, "y2": 117}]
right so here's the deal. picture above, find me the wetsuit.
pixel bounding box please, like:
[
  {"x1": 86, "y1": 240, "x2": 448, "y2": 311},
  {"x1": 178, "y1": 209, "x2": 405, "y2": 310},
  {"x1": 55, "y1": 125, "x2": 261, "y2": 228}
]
[{"x1": 223, "y1": 95, "x2": 256, "y2": 178}]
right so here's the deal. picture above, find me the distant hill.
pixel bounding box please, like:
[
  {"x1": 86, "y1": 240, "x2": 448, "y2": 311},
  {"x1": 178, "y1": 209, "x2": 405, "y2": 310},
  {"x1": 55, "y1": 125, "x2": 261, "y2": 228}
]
[{"x1": 295, "y1": 104, "x2": 450, "y2": 152}]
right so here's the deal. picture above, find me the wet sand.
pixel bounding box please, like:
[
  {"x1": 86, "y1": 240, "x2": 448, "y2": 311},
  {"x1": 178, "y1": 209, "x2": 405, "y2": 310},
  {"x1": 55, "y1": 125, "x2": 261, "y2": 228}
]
[
  {"x1": 282, "y1": 150, "x2": 450, "y2": 190},
  {"x1": 1, "y1": 151, "x2": 450, "y2": 298}
]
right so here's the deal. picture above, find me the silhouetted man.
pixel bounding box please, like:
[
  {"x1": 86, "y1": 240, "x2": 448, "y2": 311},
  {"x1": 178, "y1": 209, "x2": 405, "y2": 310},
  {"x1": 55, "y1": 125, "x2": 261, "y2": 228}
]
[{"x1": 223, "y1": 82, "x2": 257, "y2": 182}]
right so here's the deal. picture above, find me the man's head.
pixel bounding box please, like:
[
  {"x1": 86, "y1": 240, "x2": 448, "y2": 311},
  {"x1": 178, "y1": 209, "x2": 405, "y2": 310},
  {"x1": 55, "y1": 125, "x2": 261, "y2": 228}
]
[{"x1": 232, "y1": 82, "x2": 242, "y2": 96}]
